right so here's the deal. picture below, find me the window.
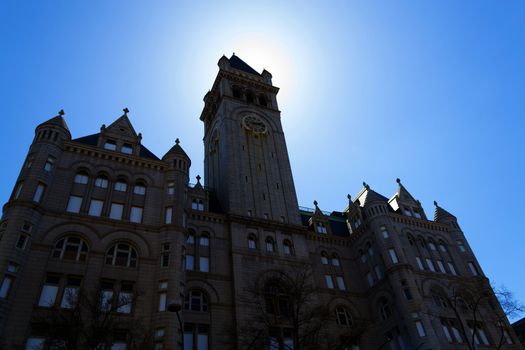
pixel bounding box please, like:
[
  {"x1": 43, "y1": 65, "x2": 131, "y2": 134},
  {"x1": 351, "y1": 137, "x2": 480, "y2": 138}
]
[
  {"x1": 38, "y1": 275, "x2": 60, "y2": 307},
  {"x1": 66, "y1": 195, "x2": 83, "y2": 213},
  {"x1": 332, "y1": 254, "x2": 340, "y2": 266},
  {"x1": 88, "y1": 199, "x2": 103, "y2": 216},
  {"x1": 199, "y1": 234, "x2": 209, "y2": 247},
  {"x1": 247, "y1": 210, "x2": 252, "y2": 217},
  {"x1": 413, "y1": 209, "x2": 422, "y2": 219},
  {"x1": 336, "y1": 307, "x2": 353, "y2": 326},
  {"x1": 199, "y1": 257, "x2": 209, "y2": 272},
  {"x1": 336, "y1": 276, "x2": 346, "y2": 290},
  {"x1": 74, "y1": 172, "x2": 89, "y2": 184},
  {"x1": 186, "y1": 233, "x2": 195, "y2": 244},
  {"x1": 248, "y1": 234, "x2": 257, "y2": 249},
  {"x1": 105, "y1": 243, "x2": 138, "y2": 268},
  {"x1": 388, "y1": 249, "x2": 399, "y2": 264},
  {"x1": 161, "y1": 243, "x2": 170, "y2": 268},
  {"x1": 100, "y1": 280, "x2": 114, "y2": 312},
  {"x1": 359, "y1": 250, "x2": 367, "y2": 263},
  {"x1": 503, "y1": 330, "x2": 514, "y2": 344},
  {"x1": 316, "y1": 222, "x2": 328, "y2": 234},
  {"x1": 114, "y1": 181, "x2": 127, "y2": 192},
  {"x1": 321, "y1": 252, "x2": 329, "y2": 265},
  {"x1": 283, "y1": 240, "x2": 293, "y2": 255},
  {"x1": 184, "y1": 323, "x2": 209, "y2": 350},
  {"x1": 184, "y1": 290, "x2": 208, "y2": 312},
  {"x1": 104, "y1": 140, "x2": 117, "y2": 151},
  {"x1": 380, "y1": 226, "x2": 389, "y2": 239},
  {"x1": 441, "y1": 319, "x2": 463, "y2": 343},
  {"x1": 16, "y1": 234, "x2": 29, "y2": 250},
  {"x1": 186, "y1": 255, "x2": 194, "y2": 270},
  {"x1": 325, "y1": 275, "x2": 334, "y2": 289},
  {"x1": 439, "y1": 242, "x2": 447, "y2": 253},
  {"x1": 266, "y1": 237, "x2": 275, "y2": 252},
  {"x1": 95, "y1": 176, "x2": 109, "y2": 188},
  {"x1": 25, "y1": 338, "x2": 45, "y2": 350},
  {"x1": 121, "y1": 143, "x2": 133, "y2": 154},
  {"x1": 374, "y1": 265, "x2": 383, "y2": 279},
  {"x1": 33, "y1": 183, "x2": 46, "y2": 202},
  {"x1": 109, "y1": 203, "x2": 124, "y2": 220},
  {"x1": 165, "y1": 207, "x2": 173, "y2": 224},
  {"x1": 25, "y1": 155, "x2": 34, "y2": 169},
  {"x1": 158, "y1": 281, "x2": 167, "y2": 312},
  {"x1": 428, "y1": 242, "x2": 437, "y2": 251},
  {"x1": 426, "y1": 258, "x2": 436, "y2": 272},
  {"x1": 14, "y1": 182, "x2": 23, "y2": 199},
  {"x1": 21, "y1": 221, "x2": 32, "y2": 233},
  {"x1": 130, "y1": 206, "x2": 143, "y2": 223},
  {"x1": 264, "y1": 282, "x2": 290, "y2": 317},
  {"x1": 401, "y1": 280, "x2": 412, "y2": 300},
  {"x1": 52, "y1": 236, "x2": 88, "y2": 261},
  {"x1": 379, "y1": 300, "x2": 391, "y2": 321},
  {"x1": 415, "y1": 256, "x2": 424, "y2": 270},
  {"x1": 133, "y1": 184, "x2": 146, "y2": 195},
  {"x1": 468, "y1": 262, "x2": 479, "y2": 276},
  {"x1": 457, "y1": 240, "x2": 466, "y2": 253},
  {"x1": 44, "y1": 156, "x2": 56, "y2": 172},
  {"x1": 468, "y1": 323, "x2": 490, "y2": 346},
  {"x1": 367, "y1": 243, "x2": 374, "y2": 256},
  {"x1": 60, "y1": 276, "x2": 81, "y2": 309},
  {"x1": 403, "y1": 207, "x2": 412, "y2": 216},
  {"x1": 232, "y1": 85, "x2": 242, "y2": 98},
  {"x1": 367, "y1": 272, "x2": 374, "y2": 287},
  {"x1": 436, "y1": 260, "x2": 446, "y2": 273},
  {"x1": 117, "y1": 282, "x2": 134, "y2": 313},
  {"x1": 448, "y1": 262, "x2": 458, "y2": 275},
  {"x1": 0, "y1": 275, "x2": 13, "y2": 299},
  {"x1": 167, "y1": 182, "x2": 175, "y2": 195},
  {"x1": 415, "y1": 321, "x2": 426, "y2": 337},
  {"x1": 192, "y1": 199, "x2": 204, "y2": 211}
]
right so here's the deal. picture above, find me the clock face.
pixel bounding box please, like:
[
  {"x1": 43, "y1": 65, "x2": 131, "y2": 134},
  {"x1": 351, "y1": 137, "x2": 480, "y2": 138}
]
[{"x1": 242, "y1": 115, "x2": 267, "y2": 134}]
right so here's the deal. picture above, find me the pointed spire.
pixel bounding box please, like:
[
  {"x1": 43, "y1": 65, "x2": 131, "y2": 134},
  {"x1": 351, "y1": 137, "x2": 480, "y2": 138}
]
[
  {"x1": 433, "y1": 200, "x2": 457, "y2": 223},
  {"x1": 195, "y1": 175, "x2": 202, "y2": 188},
  {"x1": 37, "y1": 109, "x2": 70, "y2": 132},
  {"x1": 58, "y1": 109, "x2": 65, "y2": 116}
]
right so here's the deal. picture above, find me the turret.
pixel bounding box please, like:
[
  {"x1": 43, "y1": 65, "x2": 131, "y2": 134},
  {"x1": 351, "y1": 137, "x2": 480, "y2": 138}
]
[{"x1": 33, "y1": 109, "x2": 71, "y2": 146}]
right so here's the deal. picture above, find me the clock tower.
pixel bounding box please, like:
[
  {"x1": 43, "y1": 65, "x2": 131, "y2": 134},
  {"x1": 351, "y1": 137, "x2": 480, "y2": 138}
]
[{"x1": 200, "y1": 54, "x2": 301, "y2": 225}]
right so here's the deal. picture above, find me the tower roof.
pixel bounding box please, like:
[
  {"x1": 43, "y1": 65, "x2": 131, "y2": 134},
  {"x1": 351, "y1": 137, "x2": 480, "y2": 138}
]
[
  {"x1": 433, "y1": 201, "x2": 457, "y2": 222},
  {"x1": 37, "y1": 110, "x2": 70, "y2": 132},
  {"x1": 229, "y1": 54, "x2": 261, "y2": 76},
  {"x1": 163, "y1": 138, "x2": 190, "y2": 161},
  {"x1": 356, "y1": 183, "x2": 388, "y2": 207}
]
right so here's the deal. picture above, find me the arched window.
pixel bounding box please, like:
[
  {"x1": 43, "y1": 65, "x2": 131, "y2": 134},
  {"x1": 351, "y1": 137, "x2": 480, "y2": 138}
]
[
  {"x1": 335, "y1": 307, "x2": 353, "y2": 326},
  {"x1": 246, "y1": 90, "x2": 255, "y2": 103},
  {"x1": 282, "y1": 240, "x2": 293, "y2": 256},
  {"x1": 379, "y1": 299, "x2": 392, "y2": 321},
  {"x1": 199, "y1": 233, "x2": 210, "y2": 247},
  {"x1": 407, "y1": 234, "x2": 415, "y2": 246},
  {"x1": 359, "y1": 249, "x2": 367, "y2": 263},
  {"x1": 248, "y1": 234, "x2": 257, "y2": 249},
  {"x1": 332, "y1": 253, "x2": 340, "y2": 266},
  {"x1": 232, "y1": 85, "x2": 242, "y2": 98},
  {"x1": 52, "y1": 236, "x2": 88, "y2": 261},
  {"x1": 438, "y1": 240, "x2": 448, "y2": 253},
  {"x1": 265, "y1": 237, "x2": 275, "y2": 252},
  {"x1": 105, "y1": 243, "x2": 137, "y2": 267},
  {"x1": 94, "y1": 175, "x2": 109, "y2": 189},
  {"x1": 321, "y1": 251, "x2": 329, "y2": 265},
  {"x1": 184, "y1": 290, "x2": 209, "y2": 312},
  {"x1": 366, "y1": 242, "x2": 374, "y2": 256},
  {"x1": 74, "y1": 171, "x2": 89, "y2": 185},
  {"x1": 133, "y1": 181, "x2": 146, "y2": 195},
  {"x1": 264, "y1": 282, "x2": 290, "y2": 317},
  {"x1": 114, "y1": 179, "x2": 127, "y2": 192},
  {"x1": 186, "y1": 233, "x2": 195, "y2": 245},
  {"x1": 428, "y1": 239, "x2": 437, "y2": 251}
]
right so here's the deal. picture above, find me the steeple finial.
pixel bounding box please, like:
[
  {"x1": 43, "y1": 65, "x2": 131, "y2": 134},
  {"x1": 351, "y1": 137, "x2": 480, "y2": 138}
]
[
  {"x1": 122, "y1": 107, "x2": 129, "y2": 116},
  {"x1": 196, "y1": 175, "x2": 201, "y2": 184},
  {"x1": 347, "y1": 194, "x2": 351, "y2": 200},
  {"x1": 434, "y1": 200, "x2": 438, "y2": 207},
  {"x1": 313, "y1": 200, "x2": 318, "y2": 207},
  {"x1": 175, "y1": 138, "x2": 180, "y2": 145},
  {"x1": 396, "y1": 178, "x2": 401, "y2": 184},
  {"x1": 58, "y1": 109, "x2": 65, "y2": 116}
]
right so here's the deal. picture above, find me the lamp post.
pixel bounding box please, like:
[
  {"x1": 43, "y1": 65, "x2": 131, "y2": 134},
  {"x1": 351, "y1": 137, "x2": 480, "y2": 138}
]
[{"x1": 168, "y1": 298, "x2": 184, "y2": 350}]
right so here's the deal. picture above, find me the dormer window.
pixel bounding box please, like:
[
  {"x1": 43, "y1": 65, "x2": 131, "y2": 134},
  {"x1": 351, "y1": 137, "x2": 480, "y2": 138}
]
[
  {"x1": 121, "y1": 143, "x2": 133, "y2": 155},
  {"x1": 191, "y1": 199, "x2": 204, "y2": 211},
  {"x1": 104, "y1": 140, "x2": 117, "y2": 151},
  {"x1": 354, "y1": 217, "x2": 362, "y2": 228},
  {"x1": 413, "y1": 209, "x2": 422, "y2": 219},
  {"x1": 403, "y1": 207, "x2": 412, "y2": 216},
  {"x1": 316, "y1": 222, "x2": 328, "y2": 234}
]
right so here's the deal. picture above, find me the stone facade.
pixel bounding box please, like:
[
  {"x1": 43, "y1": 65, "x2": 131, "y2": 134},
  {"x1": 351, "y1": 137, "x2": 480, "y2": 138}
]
[{"x1": 0, "y1": 55, "x2": 522, "y2": 350}]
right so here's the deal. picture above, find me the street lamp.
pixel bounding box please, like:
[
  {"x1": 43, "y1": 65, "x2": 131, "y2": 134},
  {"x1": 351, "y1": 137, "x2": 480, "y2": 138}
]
[{"x1": 168, "y1": 298, "x2": 184, "y2": 350}]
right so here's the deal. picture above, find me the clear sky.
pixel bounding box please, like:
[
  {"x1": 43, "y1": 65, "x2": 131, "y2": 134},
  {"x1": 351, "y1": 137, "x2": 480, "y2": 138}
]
[{"x1": 1, "y1": 1, "x2": 524, "y2": 318}]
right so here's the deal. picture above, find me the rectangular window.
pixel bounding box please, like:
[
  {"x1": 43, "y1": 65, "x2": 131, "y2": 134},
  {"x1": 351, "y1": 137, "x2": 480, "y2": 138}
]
[
  {"x1": 415, "y1": 321, "x2": 426, "y2": 337},
  {"x1": 14, "y1": 182, "x2": 23, "y2": 199},
  {"x1": 468, "y1": 262, "x2": 479, "y2": 276},
  {"x1": 186, "y1": 255, "x2": 194, "y2": 270},
  {"x1": 44, "y1": 156, "x2": 55, "y2": 172},
  {"x1": 121, "y1": 144, "x2": 133, "y2": 154},
  {"x1": 416, "y1": 257, "x2": 424, "y2": 270},
  {"x1": 130, "y1": 206, "x2": 143, "y2": 223},
  {"x1": 161, "y1": 253, "x2": 170, "y2": 267},
  {"x1": 109, "y1": 203, "x2": 124, "y2": 220},
  {"x1": 159, "y1": 292, "x2": 167, "y2": 312},
  {"x1": 104, "y1": 140, "x2": 117, "y2": 151},
  {"x1": 404, "y1": 208, "x2": 412, "y2": 216},
  {"x1": 429, "y1": 242, "x2": 437, "y2": 251},
  {"x1": 336, "y1": 276, "x2": 346, "y2": 290},
  {"x1": 367, "y1": 272, "x2": 374, "y2": 287},
  {"x1": 503, "y1": 330, "x2": 514, "y2": 344},
  {"x1": 60, "y1": 277, "x2": 81, "y2": 309},
  {"x1": 436, "y1": 260, "x2": 446, "y2": 273},
  {"x1": 66, "y1": 195, "x2": 83, "y2": 213},
  {"x1": 413, "y1": 210, "x2": 422, "y2": 219},
  {"x1": 448, "y1": 262, "x2": 458, "y2": 275},
  {"x1": 167, "y1": 182, "x2": 175, "y2": 195},
  {"x1": 380, "y1": 226, "x2": 389, "y2": 239},
  {"x1": 0, "y1": 275, "x2": 13, "y2": 299},
  {"x1": 426, "y1": 258, "x2": 436, "y2": 272},
  {"x1": 16, "y1": 234, "x2": 28, "y2": 250},
  {"x1": 165, "y1": 207, "x2": 173, "y2": 224},
  {"x1": 88, "y1": 199, "x2": 104, "y2": 216},
  {"x1": 374, "y1": 265, "x2": 382, "y2": 279},
  {"x1": 316, "y1": 223, "x2": 328, "y2": 234},
  {"x1": 184, "y1": 324, "x2": 194, "y2": 350},
  {"x1": 199, "y1": 257, "x2": 210, "y2": 272},
  {"x1": 100, "y1": 281, "x2": 114, "y2": 312},
  {"x1": 325, "y1": 275, "x2": 334, "y2": 289},
  {"x1": 25, "y1": 338, "x2": 45, "y2": 350},
  {"x1": 457, "y1": 240, "x2": 466, "y2": 252},
  {"x1": 33, "y1": 183, "x2": 46, "y2": 203},
  {"x1": 388, "y1": 249, "x2": 399, "y2": 264},
  {"x1": 117, "y1": 283, "x2": 133, "y2": 314},
  {"x1": 197, "y1": 325, "x2": 209, "y2": 350},
  {"x1": 38, "y1": 275, "x2": 60, "y2": 307}
]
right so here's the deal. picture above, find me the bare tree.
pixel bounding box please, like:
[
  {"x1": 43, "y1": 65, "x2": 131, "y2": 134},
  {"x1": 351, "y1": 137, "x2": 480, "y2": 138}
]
[
  {"x1": 32, "y1": 285, "x2": 154, "y2": 350},
  {"x1": 236, "y1": 266, "x2": 367, "y2": 350}
]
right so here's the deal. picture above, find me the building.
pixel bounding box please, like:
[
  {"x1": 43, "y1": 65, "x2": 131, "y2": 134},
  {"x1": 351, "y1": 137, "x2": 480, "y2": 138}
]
[{"x1": 0, "y1": 54, "x2": 522, "y2": 350}]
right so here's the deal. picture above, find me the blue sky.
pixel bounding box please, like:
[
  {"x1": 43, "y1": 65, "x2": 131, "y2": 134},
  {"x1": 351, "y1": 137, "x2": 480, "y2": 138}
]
[{"x1": 1, "y1": 1, "x2": 524, "y2": 317}]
